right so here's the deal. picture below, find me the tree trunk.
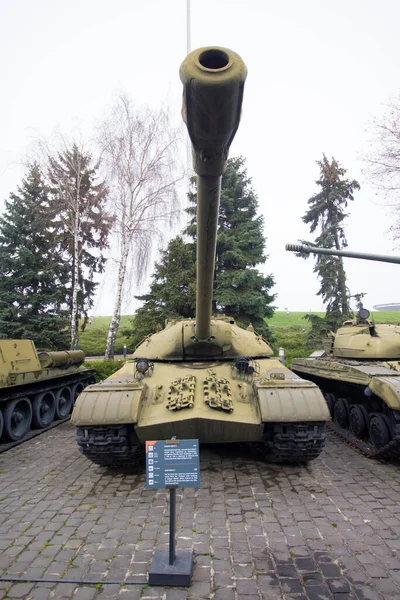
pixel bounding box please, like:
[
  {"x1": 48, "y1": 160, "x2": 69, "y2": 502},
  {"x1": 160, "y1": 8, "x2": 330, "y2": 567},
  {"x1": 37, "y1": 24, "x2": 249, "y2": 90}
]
[
  {"x1": 337, "y1": 259, "x2": 349, "y2": 314},
  {"x1": 70, "y1": 209, "x2": 80, "y2": 350},
  {"x1": 333, "y1": 231, "x2": 349, "y2": 314},
  {"x1": 104, "y1": 244, "x2": 128, "y2": 360}
]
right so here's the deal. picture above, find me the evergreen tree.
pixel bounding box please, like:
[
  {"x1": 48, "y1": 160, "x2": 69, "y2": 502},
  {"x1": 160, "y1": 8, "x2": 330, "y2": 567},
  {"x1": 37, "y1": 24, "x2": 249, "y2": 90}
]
[
  {"x1": 131, "y1": 237, "x2": 196, "y2": 346},
  {"x1": 213, "y1": 157, "x2": 275, "y2": 334},
  {"x1": 130, "y1": 157, "x2": 275, "y2": 347},
  {"x1": 0, "y1": 164, "x2": 69, "y2": 348},
  {"x1": 47, "y1": 143, "x2": 111, "y2": 349},
  {"x1": 300, "y1": 155, "x2": 360, "y2": 339}
]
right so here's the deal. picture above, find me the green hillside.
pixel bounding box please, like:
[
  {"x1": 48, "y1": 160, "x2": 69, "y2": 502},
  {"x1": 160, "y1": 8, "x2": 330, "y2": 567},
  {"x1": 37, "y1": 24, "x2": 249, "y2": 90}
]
[{"x1": 79, "y1": 315, "x2": 133, "y2": 357}]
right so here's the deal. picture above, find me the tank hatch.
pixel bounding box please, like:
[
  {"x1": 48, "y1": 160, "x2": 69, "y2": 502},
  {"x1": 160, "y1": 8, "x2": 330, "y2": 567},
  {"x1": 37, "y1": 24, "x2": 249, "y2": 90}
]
[{"x1": 132, "y1": 318, "x2": 273, "y2": 361}]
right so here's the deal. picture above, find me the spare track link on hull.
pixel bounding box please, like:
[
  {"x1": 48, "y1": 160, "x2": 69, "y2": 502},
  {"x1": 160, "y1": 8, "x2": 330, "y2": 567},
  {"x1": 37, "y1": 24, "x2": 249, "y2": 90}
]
[
  {"x1": 76, "y1": 425, "x2": 141, "y2": 467},
  {"x1": 327, "y1": 421, "x2": 400, "y2": 460},
  {"x1": 263, "y1": 421, "x2": 326, "y2": 463}
]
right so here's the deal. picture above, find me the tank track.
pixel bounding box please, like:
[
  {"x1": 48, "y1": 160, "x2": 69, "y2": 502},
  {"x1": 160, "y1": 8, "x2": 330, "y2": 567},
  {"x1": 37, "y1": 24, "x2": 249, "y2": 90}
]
[
  {"x1": 327, "y1": 421, "x2": 400, "y2": 460},
  {"x1": 78, "y1": 422, "x2": 327, "y2": 466},
  {"x1": 76, "y1": 425, "x2": 142, "y2": 467},
  {"x1": 262, "y1": 422, "x2": 326, "y2": 463}
]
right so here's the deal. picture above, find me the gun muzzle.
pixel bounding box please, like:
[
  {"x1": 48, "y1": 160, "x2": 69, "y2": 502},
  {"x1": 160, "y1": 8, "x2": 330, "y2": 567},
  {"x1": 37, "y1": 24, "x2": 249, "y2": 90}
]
[{"x1": 180, "y1": 47, "x2": 247, "y2": 177}]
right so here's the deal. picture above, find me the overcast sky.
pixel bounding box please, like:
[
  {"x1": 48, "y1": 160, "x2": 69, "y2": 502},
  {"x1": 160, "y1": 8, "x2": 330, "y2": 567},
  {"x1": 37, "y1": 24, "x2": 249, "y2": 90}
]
[{"x1": 1, "y1": 0, "x2": 400, "y2": 316}]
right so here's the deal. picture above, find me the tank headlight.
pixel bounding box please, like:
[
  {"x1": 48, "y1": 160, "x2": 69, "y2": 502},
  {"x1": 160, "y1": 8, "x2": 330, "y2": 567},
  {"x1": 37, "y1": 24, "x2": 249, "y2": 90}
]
[
  {"x1": 136, "y1": 359, "x2": 150, "y2": 373},
  {"x1": 232, "y1": 356, "x2": 260, "y2": 378},
  {"x1": 134, "y1": 358, "x2": 154, "y2": 378}
]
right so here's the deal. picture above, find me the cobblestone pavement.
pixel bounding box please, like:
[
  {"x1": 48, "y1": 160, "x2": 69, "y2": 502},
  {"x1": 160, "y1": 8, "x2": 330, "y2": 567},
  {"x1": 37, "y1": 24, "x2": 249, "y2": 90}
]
[{"x1": 0, "y1": 424, "x2": 400, "y2": 600}]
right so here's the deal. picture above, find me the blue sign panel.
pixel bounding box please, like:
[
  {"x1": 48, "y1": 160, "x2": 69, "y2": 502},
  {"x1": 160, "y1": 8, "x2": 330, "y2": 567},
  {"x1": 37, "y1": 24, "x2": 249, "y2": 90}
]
[{"x1": 146, "y1": 439, "x2": 200, "y2": 489}]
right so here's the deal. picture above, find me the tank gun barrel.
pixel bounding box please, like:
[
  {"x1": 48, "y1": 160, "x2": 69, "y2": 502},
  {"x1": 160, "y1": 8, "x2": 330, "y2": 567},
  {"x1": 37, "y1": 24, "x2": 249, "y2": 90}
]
[
  {"x1": 285, "y1": 244, "x2": 400, "y2": 265},
  {"x1": 180, "y1": 47, "x2": 247, "y2": 340}
]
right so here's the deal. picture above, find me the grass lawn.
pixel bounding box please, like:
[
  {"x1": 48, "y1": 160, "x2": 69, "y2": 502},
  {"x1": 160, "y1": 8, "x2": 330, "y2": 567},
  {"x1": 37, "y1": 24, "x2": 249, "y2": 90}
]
[
  {"x1": 79, "y1": 315, "x2": 133, "y2": 356},
  {"x1": 85, "y1": 315, "x2": 133, "y2": 330},
  {"x1": 265, "y1": 310, "x2": 400, "y2": 329}
]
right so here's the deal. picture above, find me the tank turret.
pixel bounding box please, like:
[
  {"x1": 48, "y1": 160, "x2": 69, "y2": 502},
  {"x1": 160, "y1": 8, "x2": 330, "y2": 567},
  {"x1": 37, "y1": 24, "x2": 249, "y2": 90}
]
[
  {"x1": 71, "y1": 47, "x2": 330, "y2": 466},
  {"x1": 324, "y1": 308, "x2": 400, "y2": 360}
]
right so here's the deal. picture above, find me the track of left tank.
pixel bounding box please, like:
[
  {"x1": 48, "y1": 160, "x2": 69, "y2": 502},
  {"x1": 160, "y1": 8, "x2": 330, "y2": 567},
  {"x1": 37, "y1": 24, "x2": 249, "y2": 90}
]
[{"x1": 0, "y1": 371, "x2": 96, "y2": 453}]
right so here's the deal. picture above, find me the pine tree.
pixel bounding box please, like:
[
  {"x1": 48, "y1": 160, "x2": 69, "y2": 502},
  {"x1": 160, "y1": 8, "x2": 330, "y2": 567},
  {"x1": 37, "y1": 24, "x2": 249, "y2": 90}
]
[
  {"x1": 130, "y1": 157, "x2": 275, "y2": 346},
  {"x1": 0, "y1": 164, "x2": 69, "y2": 349},
  {"x1": 47, "y1": 144, "x2": 111, "y2": 349},
  {"x1": 300, "y1": 155, "x2": 360, "y2": 340}
]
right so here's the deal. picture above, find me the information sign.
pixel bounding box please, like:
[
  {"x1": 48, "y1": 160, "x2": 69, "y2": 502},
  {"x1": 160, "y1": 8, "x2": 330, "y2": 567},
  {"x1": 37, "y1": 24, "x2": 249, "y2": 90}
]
[{"x1": 146, "y1": 439, "x2": 200, "y2": 489}]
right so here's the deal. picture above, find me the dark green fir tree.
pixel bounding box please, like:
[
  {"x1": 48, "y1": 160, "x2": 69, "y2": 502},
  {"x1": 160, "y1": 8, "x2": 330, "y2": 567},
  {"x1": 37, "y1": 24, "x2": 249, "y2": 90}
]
[
  {"x1": 0, "y1": 163, "x2": 69, "y2": 349},
  {"x1": 130, "y1": 156, "x2": 275, "y2": 347},
  {"x1": 212, "y1": 156, "x2": 275, "y2": 334},
  {"x1": 300, "y1": 154, "x2": 360, "y2": 342}
]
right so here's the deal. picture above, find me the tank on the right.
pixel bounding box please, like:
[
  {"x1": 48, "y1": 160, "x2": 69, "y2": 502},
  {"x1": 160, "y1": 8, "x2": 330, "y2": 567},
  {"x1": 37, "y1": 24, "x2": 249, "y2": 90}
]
[{"x1": 286, "y1": 243, "x2": 400, "y2": 458}]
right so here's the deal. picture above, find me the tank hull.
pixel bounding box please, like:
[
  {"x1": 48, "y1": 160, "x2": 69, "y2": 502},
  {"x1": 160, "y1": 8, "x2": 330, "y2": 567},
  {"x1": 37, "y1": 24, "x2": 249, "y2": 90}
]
[
  {"x1": 291, "y1": 356, "x2": 400, "y2": 458},
  {"x1": 72, "y1": 358, "x2": 329, "y2": 465}
]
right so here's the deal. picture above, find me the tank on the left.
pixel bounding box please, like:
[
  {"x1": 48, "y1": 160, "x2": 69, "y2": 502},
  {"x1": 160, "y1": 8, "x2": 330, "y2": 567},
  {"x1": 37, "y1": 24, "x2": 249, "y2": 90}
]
[{"x1": 0, "y1": 339, "x2": 95, "y2": 443}]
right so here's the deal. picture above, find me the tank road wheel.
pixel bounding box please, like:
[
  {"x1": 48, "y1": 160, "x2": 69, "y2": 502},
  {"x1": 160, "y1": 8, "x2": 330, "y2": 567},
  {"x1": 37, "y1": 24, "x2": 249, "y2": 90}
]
[
  {"x1": 32, "y1": 391, "x2": 56, "y2": 429},
  {"x1": 349, "y1": 405, "x2": 369, "y2": 440},
  {"x1": 3, "y1": 398, "x2": 32, "y2": 441},
  {"x1": 334, "y1": 398, "x2": 350, "y2": 429},
  {"x1": 55, "y1": 386, "x2": 73, "y2": 419},
  {"x1": 323, "y1": 393, "x2": 336, "y2": 418},
  {"x1": 369, "y1": 414, "x2": 392, "y2": 449},
  {"x1": 71, "y1": 382, "x2": 84, "y2": 404}
]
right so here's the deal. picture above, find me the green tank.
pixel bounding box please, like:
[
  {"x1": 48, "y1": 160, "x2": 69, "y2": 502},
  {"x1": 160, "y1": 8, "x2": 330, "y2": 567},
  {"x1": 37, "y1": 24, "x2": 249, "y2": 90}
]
[
  {"x1": 0, "y1": 340, "x2": 95, "y2": 443},
  {"x1": 286, "y1": 243, "x2": 400, "y2": 458},
  {"x1": 71, "y1": 47, "x2": 329, "y2": 467}
]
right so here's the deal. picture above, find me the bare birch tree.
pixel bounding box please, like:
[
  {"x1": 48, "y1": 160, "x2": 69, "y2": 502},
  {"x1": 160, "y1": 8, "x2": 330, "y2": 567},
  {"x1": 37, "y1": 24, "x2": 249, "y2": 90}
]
[
  {"x1": 98, "y1": 94, "x2": 181, "y2": 359},
  {"x1": 46, "y1": 141, "x2": 111, "y2": 349},
  {"x1": 364, "y1": 96, "x2": 400, "y2": 240}
]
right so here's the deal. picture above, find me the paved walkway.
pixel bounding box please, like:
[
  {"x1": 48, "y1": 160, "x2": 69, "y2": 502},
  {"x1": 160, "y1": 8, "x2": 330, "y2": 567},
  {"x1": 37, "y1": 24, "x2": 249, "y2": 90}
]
[{"x1": 0, "y1": 424, "x2": 399, "y2": 599}]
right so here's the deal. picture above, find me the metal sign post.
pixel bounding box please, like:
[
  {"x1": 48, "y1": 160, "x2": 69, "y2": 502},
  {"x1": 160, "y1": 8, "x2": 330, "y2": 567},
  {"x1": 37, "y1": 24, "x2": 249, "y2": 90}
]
[
  {"x1": 168, "y1": 486, "x2": 176, "y2": 565},
  {"x1": 147, "y1": 439, "x2": 200, "y2": 586}
]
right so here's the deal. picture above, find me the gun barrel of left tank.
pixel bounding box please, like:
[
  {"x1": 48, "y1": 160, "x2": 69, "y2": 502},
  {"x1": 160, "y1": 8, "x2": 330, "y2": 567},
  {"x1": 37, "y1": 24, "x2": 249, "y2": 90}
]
[
  {"x1": 285, "y1": 243, "x2": 400, "y2": 265},
  {"x1": 38, "y1": 350, "x2": 85, "y2": 368},
  {"x1": 180, "y1": 47, "x2": 247, "y2": 340}
]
